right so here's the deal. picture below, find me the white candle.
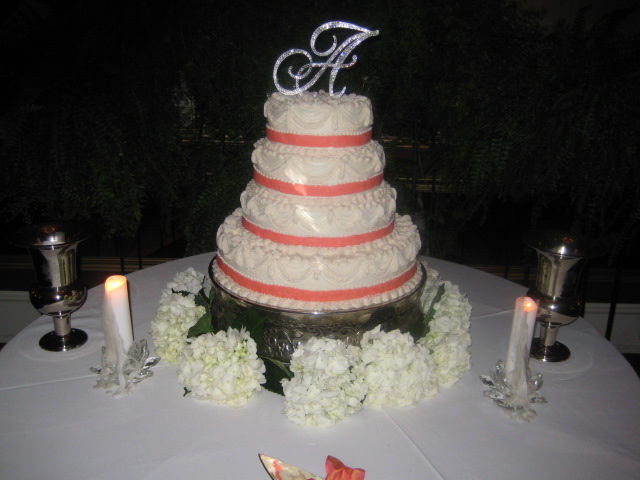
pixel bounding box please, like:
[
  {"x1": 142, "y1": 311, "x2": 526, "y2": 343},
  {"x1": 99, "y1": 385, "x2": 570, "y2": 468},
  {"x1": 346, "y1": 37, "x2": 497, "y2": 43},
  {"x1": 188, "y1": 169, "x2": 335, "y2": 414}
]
[
  {"x1": 102, "y1": 275, "x2": 134, "y2": 356},
  {"x1": 505, "y1": 296, "x2": 538, "y2": 385}
]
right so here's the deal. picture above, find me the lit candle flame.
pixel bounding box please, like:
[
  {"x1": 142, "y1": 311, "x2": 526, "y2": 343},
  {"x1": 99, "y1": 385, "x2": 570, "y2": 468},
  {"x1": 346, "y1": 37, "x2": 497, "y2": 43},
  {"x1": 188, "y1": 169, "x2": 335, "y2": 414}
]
[
  {"x1": 524, "y1": 297, "x2": 537, "y2": 312},
  {"x1": 105, "y1": 275, "x2": 126, "y2": 292}
]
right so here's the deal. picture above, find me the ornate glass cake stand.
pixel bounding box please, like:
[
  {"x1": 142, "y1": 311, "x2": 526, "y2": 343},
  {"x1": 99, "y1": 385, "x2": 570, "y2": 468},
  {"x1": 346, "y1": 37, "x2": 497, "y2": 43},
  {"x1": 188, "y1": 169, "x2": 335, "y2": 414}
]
[{"x1": 209, "y1": 258, "x2": 426, "y2": 362}]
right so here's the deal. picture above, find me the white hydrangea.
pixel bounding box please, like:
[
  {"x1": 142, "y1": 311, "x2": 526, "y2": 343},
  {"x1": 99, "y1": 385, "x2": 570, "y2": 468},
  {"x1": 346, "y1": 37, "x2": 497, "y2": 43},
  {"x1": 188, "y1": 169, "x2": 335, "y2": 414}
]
[
  {"x1": 177, "y1": 328, "x2": 266, "y2": 407},
  {"x1": 282, "y1": 337, "x2": 366, "y2": 427},
  {"x1": 159, "y1": 267, "x2": 209, "y2": 304},
  {"x1": 360, "y1": 326, "x2": 435, "y2": 408},
  {"x1": 151, "y1": 294, "x2": 205, "y2": 365},
  {"x1": 151, "y1": 268, "x2": 209, "y2": 365},
  {"x1": 424, "y1": 280, "x2": 472, "y2": 388}
]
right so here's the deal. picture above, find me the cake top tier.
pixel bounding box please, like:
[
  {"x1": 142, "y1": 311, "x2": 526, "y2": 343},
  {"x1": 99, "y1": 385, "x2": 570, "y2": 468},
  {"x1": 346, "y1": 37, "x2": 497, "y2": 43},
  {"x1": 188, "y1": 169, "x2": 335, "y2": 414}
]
[{"x1": 265, "y1": 92, "x2": 373, "y2": 137}]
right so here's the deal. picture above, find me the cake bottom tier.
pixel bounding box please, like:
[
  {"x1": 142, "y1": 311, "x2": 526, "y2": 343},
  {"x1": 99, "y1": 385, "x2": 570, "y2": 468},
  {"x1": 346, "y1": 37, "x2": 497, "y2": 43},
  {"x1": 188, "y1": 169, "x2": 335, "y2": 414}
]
[
  {"x1": 209, "y1": 257, "x2": 426, "y2": 362},
  {"x1": 214, "y1": 211, "x2": 422, "y2": 311}
]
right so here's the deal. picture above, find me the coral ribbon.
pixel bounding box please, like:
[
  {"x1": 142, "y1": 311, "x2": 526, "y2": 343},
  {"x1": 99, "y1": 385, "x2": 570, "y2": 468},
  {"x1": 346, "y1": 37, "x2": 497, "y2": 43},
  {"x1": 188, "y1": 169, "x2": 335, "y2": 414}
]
[
  {"x1": 242, "y1": 216, "x2": 394, "y2": 247},
  {"x1": 216, "y1": 256, "x2": 418, "y2": 303},
  {"x1": 266, "y1": 127, "x2": 372, "y2": 147},
  {"x1": 254, "y1": 170, "x2": 383, "y2": 197}
]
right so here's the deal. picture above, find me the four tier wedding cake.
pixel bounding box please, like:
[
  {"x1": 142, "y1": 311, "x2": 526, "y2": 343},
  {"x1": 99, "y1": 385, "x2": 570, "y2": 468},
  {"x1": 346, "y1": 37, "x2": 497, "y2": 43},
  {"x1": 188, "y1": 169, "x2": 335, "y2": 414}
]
[{"x1": 211, "y1": 91, "x2": 423, "y2": 312}]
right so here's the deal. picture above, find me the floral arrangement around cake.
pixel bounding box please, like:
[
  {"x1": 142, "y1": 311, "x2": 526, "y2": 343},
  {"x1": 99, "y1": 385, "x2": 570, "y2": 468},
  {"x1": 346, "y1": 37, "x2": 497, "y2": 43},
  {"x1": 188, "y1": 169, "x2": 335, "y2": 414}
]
[{"x1": 150, "y1": 264, "x2": 471, "y2": 427}]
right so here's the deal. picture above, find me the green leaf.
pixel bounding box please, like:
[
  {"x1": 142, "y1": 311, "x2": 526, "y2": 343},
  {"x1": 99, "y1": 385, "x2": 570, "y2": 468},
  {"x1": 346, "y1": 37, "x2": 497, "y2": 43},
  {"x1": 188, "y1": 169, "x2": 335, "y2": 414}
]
[
  {"x1": 187, "y1": 312, "x2": 214, "y2": 338},
  {"x1": 194, "y1": 287, "x2": 209, "y2": 310},
  {"x1": 261, "y1": 356, "x2": 292, "y2": 396},
  {"x1": 230, "y1": 309, "x2": 265, "y2": 348},
  {"x1": 171, "y1": 289, "x2": 193, "y2": 298},
  {"x1": 181, "y1": 285, "x2": 215, "y2": 338},
  {"x1": 171, "y1": 284, "x2": 208, "y2": 307},
  {"x1": 410, "y1": 284, "x2": 446, "y2": 341}
]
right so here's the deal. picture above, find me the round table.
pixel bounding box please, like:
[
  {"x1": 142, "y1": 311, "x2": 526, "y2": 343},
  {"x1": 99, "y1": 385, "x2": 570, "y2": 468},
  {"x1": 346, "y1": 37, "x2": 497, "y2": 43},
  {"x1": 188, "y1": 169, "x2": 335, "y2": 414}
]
[{"x1": 1, "y1": 254, "x2": 639, "y2": 480}]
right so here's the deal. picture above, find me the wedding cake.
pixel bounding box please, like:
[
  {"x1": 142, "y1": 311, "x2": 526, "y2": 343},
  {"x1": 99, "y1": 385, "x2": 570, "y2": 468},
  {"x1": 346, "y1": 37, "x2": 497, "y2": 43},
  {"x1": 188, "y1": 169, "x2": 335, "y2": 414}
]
[
  {"x1": 151, "y1": 23, "x2": 471, "y2": 424},
  {"x1": 211, "y1": 91, "x2": 423, "y2": 312}
]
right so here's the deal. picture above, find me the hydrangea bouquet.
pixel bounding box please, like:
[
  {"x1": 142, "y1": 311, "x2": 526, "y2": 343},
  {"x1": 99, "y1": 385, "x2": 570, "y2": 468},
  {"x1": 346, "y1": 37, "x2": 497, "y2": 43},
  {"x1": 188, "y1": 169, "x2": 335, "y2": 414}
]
[{"x1": 151, "y1": 262, "x2": 471, "y2": 426}]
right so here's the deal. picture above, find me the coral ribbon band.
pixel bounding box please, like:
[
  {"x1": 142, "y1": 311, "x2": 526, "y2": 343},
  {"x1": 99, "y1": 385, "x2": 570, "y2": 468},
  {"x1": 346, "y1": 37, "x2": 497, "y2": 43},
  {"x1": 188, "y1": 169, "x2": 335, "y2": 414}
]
[
  {"x1": 266, "y1": 127, "x2": 372, "y2": 147},
  {"x1": 216, "y1": 256, "x2": 418, "y2": 303},
  {"x1": 254, "y1": 170, "x2": 383, "y2": 197},
  {"x1": 242, "y1": 217, "x2": 395, "y2": 247}
]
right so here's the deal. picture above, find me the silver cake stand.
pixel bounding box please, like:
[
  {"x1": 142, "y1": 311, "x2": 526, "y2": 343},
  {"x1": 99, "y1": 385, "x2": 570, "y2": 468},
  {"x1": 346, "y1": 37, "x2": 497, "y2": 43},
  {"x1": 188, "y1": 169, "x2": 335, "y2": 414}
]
[{"x1": 209, "y1": 257, "x2": 426, "y2": 362}]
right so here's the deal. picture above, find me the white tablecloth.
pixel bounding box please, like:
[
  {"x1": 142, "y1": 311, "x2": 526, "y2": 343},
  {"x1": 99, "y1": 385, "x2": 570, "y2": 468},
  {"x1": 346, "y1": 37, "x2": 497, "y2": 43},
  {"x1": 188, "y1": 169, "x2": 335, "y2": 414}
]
[{"x1": 1, "y1": 254, "x2": 639, "y2": 480}]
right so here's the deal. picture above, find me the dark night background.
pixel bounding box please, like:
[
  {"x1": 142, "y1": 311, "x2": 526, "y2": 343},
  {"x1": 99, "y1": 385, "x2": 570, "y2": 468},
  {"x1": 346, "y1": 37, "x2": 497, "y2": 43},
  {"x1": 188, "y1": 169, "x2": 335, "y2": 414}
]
[{"x1": 1, "y1": 0, "x2": 639, "y2": 306}]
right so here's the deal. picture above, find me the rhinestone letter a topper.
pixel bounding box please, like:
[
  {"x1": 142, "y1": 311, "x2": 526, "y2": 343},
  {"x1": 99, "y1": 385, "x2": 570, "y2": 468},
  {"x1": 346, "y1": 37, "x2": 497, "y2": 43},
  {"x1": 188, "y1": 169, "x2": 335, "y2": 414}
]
[{"x1": 273, "y1": 21, "x2": 379, "y2": 97}]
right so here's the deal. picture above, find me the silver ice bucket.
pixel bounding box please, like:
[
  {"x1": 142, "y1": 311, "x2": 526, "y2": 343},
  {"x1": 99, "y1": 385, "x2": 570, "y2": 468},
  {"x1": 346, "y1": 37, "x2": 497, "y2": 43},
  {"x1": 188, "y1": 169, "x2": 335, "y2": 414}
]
[{"x1": 524, "y1": 230, "x2": 604, "y2": 362}]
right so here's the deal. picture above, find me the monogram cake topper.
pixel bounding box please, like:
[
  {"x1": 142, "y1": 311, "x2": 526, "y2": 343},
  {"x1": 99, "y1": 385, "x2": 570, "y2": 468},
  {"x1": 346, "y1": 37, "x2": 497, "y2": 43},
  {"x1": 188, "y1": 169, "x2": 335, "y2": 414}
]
[{"x1": 273, "y1": 21, "x2": 379, "y2": 97}]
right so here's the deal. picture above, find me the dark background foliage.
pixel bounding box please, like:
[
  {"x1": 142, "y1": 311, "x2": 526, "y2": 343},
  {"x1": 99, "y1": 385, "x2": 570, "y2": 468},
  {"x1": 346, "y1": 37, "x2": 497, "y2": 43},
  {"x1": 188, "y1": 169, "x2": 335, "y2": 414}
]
[{"x1": 1, "y1": 0, "x2": 638, "y2": 263}]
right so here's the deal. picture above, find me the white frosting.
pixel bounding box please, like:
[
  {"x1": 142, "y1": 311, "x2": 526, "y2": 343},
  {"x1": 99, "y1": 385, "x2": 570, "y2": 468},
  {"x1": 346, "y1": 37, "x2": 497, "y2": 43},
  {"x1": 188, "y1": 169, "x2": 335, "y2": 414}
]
[
  {"x1": 212, "y1": 91, "x2": 424, "y2": 311},
  {"x1": 265, "y1": 92, "x2": 373, "y2": 136},
  {"x1": 252, "y1": 138, "x2": 385, "y2": 185},
  {"x1": 240, "y1": 182, "x2": 396, "y2": 238},
  {"x1": 216, "y1": 211, "x2": 420, "y2": 305}
]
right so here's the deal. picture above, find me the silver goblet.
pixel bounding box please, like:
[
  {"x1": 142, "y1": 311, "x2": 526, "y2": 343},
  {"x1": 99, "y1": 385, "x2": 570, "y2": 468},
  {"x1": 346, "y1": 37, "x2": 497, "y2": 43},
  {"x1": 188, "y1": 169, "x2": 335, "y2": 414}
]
[
  {"x1": 524, "y1": 230, "x2": 604, "y2": 362},
  {"x1": 10, "y1": 223, "x2": 89, "y2": 352}
]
